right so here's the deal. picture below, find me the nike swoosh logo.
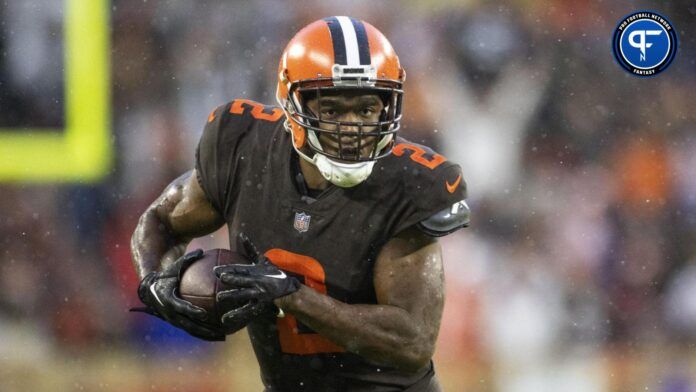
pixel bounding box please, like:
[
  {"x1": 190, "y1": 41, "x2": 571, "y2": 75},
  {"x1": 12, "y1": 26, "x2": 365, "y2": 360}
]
[
  {"x1": 446, "y1": 174, "x2": 462, "y2": 194},
  {"x1": 264, "y1": 271, "x2": 287, "y2": 279},
  {"x1": 149, "y1": 283, "x2": 165, "y2": 307}
]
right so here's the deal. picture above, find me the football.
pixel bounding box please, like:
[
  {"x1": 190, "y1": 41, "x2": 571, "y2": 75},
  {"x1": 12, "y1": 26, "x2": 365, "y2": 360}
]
[{"x1": 179, "y1": 248, "x2": 251, "y2": 325}]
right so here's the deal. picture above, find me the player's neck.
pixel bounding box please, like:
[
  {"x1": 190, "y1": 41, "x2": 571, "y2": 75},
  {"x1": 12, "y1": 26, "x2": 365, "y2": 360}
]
[{"x1": 298, "y1": 156, "x2": 331, "y2": 191}]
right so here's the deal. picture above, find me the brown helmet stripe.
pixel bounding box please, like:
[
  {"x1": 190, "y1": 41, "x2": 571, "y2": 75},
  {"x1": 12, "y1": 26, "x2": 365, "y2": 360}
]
[
  {"x1": 349, "y1": 17, "x2": 371, "y2": 65},
  {"x1": 323, "y1": 17, "x2": 347, "y2": 65}
]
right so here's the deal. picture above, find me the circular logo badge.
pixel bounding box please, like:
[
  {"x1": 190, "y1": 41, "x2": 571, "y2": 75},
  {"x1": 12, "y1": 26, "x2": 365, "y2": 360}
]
[{"x1": 612, "y1": 11, "x2": 678, "y2": 77}]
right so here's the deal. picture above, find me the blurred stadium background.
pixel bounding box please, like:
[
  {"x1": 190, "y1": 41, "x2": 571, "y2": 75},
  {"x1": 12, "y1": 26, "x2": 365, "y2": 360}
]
[{"x1": 1, "y1": 0, "x2": 695, "y2": 391}]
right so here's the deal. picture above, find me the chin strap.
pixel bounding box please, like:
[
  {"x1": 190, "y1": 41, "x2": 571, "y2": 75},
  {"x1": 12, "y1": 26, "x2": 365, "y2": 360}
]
[{"x1": 314, "y1": 155, "x2": 376, "y2": 188}]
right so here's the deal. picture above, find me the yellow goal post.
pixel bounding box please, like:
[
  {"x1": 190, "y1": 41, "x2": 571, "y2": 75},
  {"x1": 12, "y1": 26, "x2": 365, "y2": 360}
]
[{"x1": 0, "y1": 0, "x2": 111, "y2": 182}]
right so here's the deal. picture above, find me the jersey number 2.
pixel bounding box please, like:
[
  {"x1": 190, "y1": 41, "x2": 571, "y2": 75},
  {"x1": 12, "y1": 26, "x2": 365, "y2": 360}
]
[
  {"x1": 393, "y1": 143, "x2": 446, "y2": 170},
  {"x1": 265, "y1": 248, "x2": 345, "y2": 355},
  {"x1": 230, "y1": 99, "x2": 284, "y2": 122}
]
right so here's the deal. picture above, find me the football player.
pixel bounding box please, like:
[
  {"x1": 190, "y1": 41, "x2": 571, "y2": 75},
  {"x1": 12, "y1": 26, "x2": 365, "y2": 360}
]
[{"x1": 131, "y1": 16, "x2": 469, "y2": 391}]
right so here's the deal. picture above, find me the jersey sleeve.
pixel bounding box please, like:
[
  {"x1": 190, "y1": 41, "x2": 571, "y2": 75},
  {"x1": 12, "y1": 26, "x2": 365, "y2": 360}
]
[
  {"x1": 195, "y1": 101, "x2": 250, "y2": 215},
  {"x1": 393, "y1": 155, "x2": 468, "y2": 236}
]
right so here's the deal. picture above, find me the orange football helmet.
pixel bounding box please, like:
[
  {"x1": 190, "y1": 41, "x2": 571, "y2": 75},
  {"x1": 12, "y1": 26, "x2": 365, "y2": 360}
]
[{"x1": 276, "y1": 16, "x2": 405, "y2": 165}]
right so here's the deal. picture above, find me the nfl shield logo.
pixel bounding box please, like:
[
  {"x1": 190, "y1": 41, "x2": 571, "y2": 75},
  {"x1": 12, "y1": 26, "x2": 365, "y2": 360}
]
[{"x1": 294, "y1": 212, "x2": 311, "y2": 233}]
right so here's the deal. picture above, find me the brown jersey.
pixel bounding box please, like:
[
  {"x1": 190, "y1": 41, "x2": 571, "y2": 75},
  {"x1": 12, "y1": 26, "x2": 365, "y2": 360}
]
[{"x1": 195, "y1": 99, "x2": 467, "y2": 391}]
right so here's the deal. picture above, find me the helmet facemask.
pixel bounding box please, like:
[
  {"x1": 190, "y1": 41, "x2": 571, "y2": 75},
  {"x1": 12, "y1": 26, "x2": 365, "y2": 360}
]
[{"x1": 285, "y1": 79, "x2": 403, "y2": 163}]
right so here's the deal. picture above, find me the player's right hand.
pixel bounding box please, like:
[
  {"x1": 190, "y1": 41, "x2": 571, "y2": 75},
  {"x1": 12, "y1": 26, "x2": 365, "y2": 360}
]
[{"x1": 132, "y1": 249, "x2": 226, "y2": 341}]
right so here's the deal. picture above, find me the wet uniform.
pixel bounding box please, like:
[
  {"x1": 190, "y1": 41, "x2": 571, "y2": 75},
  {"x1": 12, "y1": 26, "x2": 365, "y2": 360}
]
[{"x1": 195, "y1": 99, "x2": 467, "y2": 391}]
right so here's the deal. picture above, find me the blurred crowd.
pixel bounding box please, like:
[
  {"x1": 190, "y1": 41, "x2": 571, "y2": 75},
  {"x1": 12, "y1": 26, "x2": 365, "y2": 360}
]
[{"x1": 1, "y1": 0, "x2": 695, "y2": 390}]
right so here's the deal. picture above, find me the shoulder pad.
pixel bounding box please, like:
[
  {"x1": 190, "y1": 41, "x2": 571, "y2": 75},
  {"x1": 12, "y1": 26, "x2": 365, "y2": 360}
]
[
  {"x1": 417, "y1": 200, "x2": 470, "y2": 237},
  {"x1": 196, "y1": 98, "x2": 281, "y2": 214}
]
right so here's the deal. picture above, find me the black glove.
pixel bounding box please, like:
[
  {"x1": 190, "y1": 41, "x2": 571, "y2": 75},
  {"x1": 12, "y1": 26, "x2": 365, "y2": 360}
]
[
  {"x1": 214, "y1": 233, "x2": 301, "y2": 308},
  {"x1": 131, "y1": 249, "x2": 226, "y2": 341},
  {"x1": 218, "y1": 299, "x2": 278, "y2": 331}
]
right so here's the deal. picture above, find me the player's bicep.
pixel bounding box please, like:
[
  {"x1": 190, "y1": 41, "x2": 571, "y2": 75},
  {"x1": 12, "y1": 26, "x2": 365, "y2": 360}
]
[
  {"x1": 152, "y1": 169, "x2": 225, "y2": 241},
  {"x1": 373, "y1": 227, "x2": 444, "y2": 334}
]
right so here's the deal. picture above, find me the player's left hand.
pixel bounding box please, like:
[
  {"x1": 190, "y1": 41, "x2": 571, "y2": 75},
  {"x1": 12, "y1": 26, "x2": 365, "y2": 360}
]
[{"x1": 214, "y1": 233, "x2": 301, "y2": 305}]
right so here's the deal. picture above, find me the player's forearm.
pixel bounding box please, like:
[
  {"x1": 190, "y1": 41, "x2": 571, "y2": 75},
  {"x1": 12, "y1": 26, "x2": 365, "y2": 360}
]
[
  {"x1": 130, "y1": 208, "x2": 188, "y2": 279},
  {"x1": 275, "y1": 285, "x2": 433, "y2": 372}
]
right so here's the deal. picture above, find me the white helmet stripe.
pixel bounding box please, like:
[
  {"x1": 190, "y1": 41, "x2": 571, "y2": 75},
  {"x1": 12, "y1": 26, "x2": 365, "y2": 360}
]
[{"x1": 336, "y1": 16, "x2": 361, "y2": 67}]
